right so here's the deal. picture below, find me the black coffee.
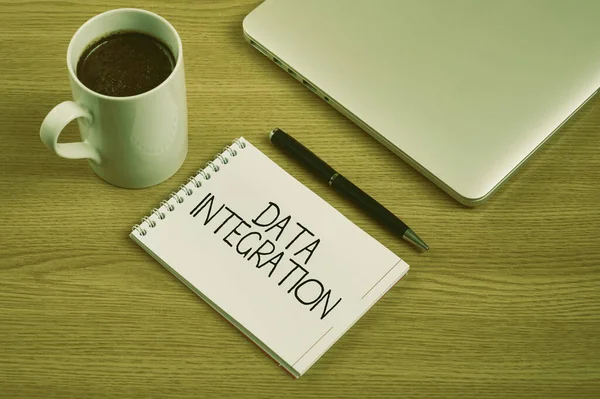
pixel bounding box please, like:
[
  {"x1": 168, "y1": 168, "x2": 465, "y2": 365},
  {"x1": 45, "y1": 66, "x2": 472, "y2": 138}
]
[{"x1": 76, "y1": 31, "x2": 175, "y2": 97}]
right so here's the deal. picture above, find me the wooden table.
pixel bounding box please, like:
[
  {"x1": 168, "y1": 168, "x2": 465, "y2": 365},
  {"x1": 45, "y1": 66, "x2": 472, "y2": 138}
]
[{"x1": 1, "y1": 1, "x2": 599, "y2": 397}]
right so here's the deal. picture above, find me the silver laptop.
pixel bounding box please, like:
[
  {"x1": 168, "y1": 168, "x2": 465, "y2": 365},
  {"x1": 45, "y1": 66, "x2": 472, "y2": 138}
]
[{"x1": 243, "y1": 0, "x2": 600, "y2": 206}]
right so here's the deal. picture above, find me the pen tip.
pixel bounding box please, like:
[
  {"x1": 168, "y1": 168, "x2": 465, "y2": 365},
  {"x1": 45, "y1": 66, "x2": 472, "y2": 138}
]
[
  {"x1": 403, "y1": 229, "x2": 429, "y2": 251},
  {"x1": 269, "y1": 128, "x2": 278, "y2": 141}
]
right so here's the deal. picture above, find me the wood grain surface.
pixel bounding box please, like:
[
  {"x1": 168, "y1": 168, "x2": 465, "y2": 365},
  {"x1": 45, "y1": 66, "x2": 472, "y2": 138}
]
[{"x1": 1, "y1": 1, "x2": 599, "y2": 397}]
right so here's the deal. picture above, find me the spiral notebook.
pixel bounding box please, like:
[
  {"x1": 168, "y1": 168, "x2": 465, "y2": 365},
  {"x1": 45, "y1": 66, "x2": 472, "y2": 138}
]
[{"x1": 130, "y1": 137, "x2": 409, "y2": 378}]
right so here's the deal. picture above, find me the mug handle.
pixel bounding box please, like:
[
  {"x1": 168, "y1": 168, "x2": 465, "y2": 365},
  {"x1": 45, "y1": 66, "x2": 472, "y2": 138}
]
[{"x1": 40, "y1": 101, "x2": 101, "y2": 164}]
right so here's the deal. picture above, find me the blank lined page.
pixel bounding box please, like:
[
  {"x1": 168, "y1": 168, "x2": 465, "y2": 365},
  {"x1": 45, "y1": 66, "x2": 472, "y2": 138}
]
[{"x1": 130, "y1": 137, "x2": 409, "y2": 377}]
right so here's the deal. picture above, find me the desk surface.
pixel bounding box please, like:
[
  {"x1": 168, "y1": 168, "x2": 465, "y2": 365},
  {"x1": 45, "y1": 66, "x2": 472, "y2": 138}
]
[{"x1": 1, "y1": 1, "x2": 599, "y2": 397}]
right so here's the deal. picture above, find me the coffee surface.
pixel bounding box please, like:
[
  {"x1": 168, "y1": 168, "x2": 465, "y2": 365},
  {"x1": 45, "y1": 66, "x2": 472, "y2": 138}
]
[{"x1": 76, "y1": 31, "x2": 175, "y2": 97}]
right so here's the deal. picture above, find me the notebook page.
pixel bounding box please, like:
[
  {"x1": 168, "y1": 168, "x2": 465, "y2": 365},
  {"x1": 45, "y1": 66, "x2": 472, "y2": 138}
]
[{"x1": 131, "y1": 138, "x2": 408, "y2": 376}]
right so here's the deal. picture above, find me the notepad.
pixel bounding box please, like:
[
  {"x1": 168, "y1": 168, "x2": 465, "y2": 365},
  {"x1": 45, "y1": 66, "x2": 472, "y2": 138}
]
[{"x1": 130, "y1": 137, "x2": 409, "y2": 377}]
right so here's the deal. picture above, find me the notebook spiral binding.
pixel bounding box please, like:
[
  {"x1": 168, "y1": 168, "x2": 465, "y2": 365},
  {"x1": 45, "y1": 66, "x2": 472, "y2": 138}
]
[{"x1": 131, "y1": 138, "x2": 247, "y2": 236}]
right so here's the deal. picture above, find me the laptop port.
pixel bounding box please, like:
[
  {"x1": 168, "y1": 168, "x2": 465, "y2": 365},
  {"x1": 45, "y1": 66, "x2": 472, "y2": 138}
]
[
  {"x1": 302, "y1": 79, "x2": 316, "y2": 92},
  {"x1": 249, "y1": 40, "x2": 268, "y2": 57}
]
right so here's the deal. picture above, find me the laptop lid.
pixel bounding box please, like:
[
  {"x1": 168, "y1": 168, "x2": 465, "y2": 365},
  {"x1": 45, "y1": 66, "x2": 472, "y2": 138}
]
[{"x1": 243, "y1": 0, "x2": 600, "y2": 205}]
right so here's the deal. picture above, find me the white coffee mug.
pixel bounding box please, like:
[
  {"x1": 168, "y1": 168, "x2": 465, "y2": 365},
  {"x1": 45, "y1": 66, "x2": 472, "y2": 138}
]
[{"x1": 40, "y1": 8, "x2": 187, "y2": 188}]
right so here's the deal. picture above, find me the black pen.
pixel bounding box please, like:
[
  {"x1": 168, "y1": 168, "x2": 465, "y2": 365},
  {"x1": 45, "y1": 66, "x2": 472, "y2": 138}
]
[{"x1": 269, "y1": 128, "x2": 429, "y2": 251}]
